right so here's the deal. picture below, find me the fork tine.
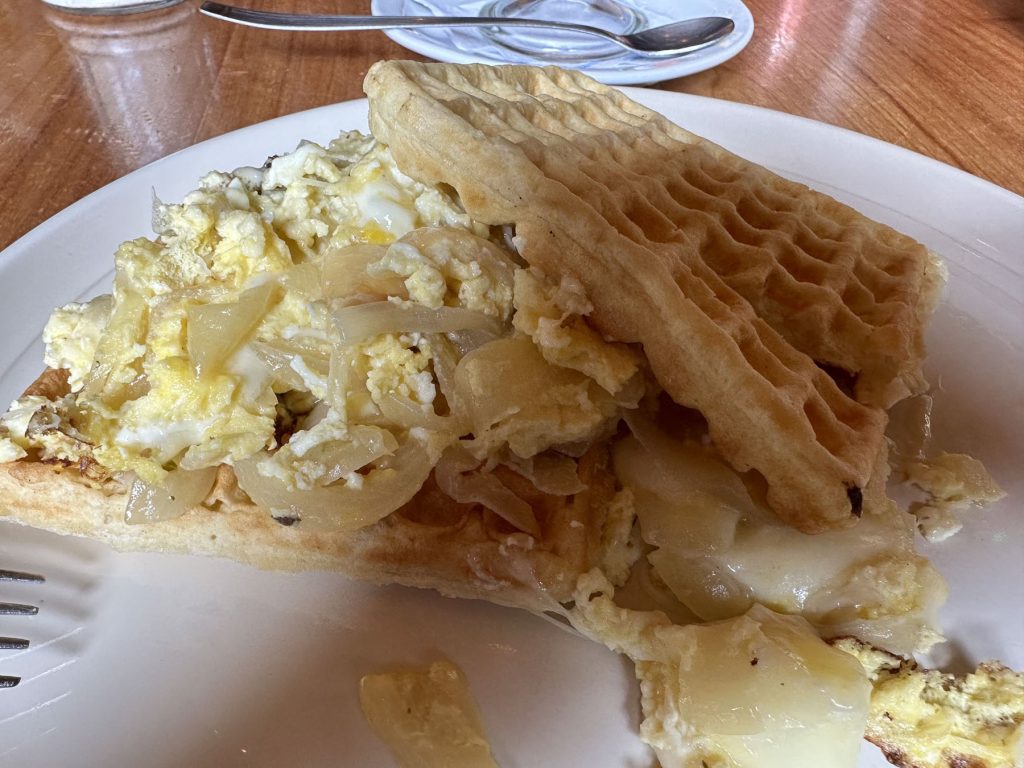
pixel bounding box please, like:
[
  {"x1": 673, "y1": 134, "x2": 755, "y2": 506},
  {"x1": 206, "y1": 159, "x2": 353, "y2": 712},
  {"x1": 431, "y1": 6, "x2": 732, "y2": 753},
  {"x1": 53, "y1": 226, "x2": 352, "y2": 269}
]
[
  {"x1": 0, "y1": 603, "x2": 39, "y2": 616},
  {"x1": 0, "y1": 569, "x2": 45, "y2": 583},
  {"x1": 1, "y1": 568, "x2": 42, "y2": 689}
]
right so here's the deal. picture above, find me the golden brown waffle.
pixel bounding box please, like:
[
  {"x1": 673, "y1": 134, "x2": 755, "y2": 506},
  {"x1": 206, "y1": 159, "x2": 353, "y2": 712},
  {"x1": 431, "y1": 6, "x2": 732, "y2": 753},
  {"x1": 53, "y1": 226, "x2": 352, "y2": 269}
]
[
  {"x1": 365, "y1": 61, "x2": 900, "y2": 533},
  {"x1": 369, "y1": 62, "x2": 938, "y2": 408},
  {"x1": 0, "y1": 372, "x2": 622, "y2": 613}
]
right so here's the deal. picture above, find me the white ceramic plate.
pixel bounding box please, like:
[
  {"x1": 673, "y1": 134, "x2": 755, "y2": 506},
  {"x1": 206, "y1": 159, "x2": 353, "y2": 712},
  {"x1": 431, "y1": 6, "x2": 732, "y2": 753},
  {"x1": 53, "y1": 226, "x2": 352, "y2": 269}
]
[
  {"x1": 370, "y1": 0, "x2": 755, "y2": 86},
  {"x1": 1, "y1": 93, "x2": 1022, "y2": 768}
]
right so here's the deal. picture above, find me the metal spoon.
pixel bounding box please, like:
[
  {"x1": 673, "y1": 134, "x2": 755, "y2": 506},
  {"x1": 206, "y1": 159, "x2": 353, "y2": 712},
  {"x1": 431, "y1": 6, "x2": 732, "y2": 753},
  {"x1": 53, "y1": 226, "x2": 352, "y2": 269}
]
[{"x1": 198, "y1": 1, "x2": 735, "y2": 59}]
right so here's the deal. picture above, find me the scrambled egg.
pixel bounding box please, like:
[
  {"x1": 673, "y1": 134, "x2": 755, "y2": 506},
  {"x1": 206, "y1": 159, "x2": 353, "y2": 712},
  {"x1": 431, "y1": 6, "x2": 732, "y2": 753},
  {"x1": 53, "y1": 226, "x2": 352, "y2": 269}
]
[
  {"x1": 5, "y1": 132, "x2": 631, "y2": 526},
  {"x1": 0, "y1": 438, "x2": 23, "y2": 464},
  {"x1": 904, "y1": 452, "x2": 1006, "y2": 542},
  {"x1": 49, "y1": 134, "x2": 495, "y2": 485},
  {"x1": 1, "y1": 109, "x2": 1018, "y2": 768},
  {"x1": 373, "y1": 228, "x2": 515, "y2": 318},
  {"x1": 0, "y1": 394, "x2": 92, "y2": 466},
  {"x1": 0, "y1": 398, "x2": 38, "y2": 462},
  {"x1": 42, "y1": 295, "x2": 113, "y2": 392},
  {"x1": 512, "y1": 267, "x2": 640, "y2": 397},
  {"x1": 835, "y1": 638, "x2": 1024, "y2": 768}
]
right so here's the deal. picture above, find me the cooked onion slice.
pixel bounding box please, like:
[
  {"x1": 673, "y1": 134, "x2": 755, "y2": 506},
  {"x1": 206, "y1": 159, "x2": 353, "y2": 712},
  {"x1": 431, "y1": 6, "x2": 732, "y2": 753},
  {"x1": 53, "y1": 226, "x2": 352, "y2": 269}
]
[
  {"x1": 281, "y1": 262, "x2": 321, "y2": 299},
  {"x1": 504, "y1": 451, "x2": 586, "y2": 496},
  {"x1": 227, "y1": 344, "x2": 275, "y2": 405},
  {"x1": 250, "y1": 342, "x2": 306, "y2": 391},
  {"x1": 332, "y1": 302, "x2": 503, "y2": 346},
  {"x1": 423, "y1": 334, "x2": 472, "y2": 434},
  {"x1": 252, "y1": 340, "x2": 331, "y2": 395},
  {"x1": 375, "y1": 392, "x2": 452, "y2": 432},
  {"x1": 293, "y1": 425, "x2": 399, "y2": 487},
  {"x1": 623, "y1": 410, "x2": 754, "y2": 515},
  {"x1": 444, "y1": 329, "x2": 499, "y2": 358},
  {"x1": 234, "y1": 430, "x2": 450, "y2": 532},
  {"x1": 124, "y1": 467, "x2": 219, "y2": 525},
  {"x1": 321, "y1": 243, "x2": 406, "y2": 300},
  {"x1": 301, "y1": 400, "x2": 331, "y2": 431},
  {"x1": 435, "y1": 446, "x2": 541, "y2": 536},
  {"x1": 613, "y1": 372, "x2": 646, "y2": 408},
  {"x1": 325, "y1": 349, "x2": 354, "y2": 416},
  {"x1": 188, "y1": 282, "x2": 277, "y2": 377},
  {"x1": 425, "y1": 334, "x2": 459, "y2": 403}
]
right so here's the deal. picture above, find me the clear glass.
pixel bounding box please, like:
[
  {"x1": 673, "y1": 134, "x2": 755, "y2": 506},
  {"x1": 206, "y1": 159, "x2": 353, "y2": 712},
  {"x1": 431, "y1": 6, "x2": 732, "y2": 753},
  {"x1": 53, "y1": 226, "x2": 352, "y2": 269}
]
[
  {"x1": 42, "y1": 1, "x2": 217, "y2": 163},
  {"x1": 40, "y1": 0, "x2": 183, "y2": 16},
  {"x1": 479, "y1": 0, "x2": 646, "y2": 62}
]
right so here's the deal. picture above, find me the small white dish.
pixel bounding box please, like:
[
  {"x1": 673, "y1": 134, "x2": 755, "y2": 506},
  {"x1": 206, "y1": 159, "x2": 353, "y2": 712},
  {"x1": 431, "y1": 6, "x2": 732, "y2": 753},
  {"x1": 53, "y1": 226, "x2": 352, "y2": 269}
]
[{"x1": 370, "y1": 0, "x2": 755, "y2": 85}]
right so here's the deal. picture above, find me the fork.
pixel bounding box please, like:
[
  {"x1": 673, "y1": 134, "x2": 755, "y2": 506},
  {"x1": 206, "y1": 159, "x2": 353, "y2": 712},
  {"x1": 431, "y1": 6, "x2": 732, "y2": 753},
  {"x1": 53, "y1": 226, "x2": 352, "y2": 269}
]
[{"x1": 1, "y1": 569, "x2": 45, "y2": 688}]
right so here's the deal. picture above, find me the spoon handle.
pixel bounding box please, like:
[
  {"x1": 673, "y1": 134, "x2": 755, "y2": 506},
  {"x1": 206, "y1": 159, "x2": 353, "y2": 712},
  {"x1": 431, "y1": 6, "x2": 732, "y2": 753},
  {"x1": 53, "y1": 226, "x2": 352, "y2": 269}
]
[{"x1": 199, "y1": 1, "x2": 613, "y2": 40}]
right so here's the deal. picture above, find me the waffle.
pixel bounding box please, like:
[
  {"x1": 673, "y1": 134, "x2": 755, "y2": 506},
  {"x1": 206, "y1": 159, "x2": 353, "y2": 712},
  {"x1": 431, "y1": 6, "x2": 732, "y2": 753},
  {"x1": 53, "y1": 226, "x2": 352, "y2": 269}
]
[
  {"x1": 0, "y1": 372, "x2": 624, "y2": 614},
  {"x1": 365, "y1": 61, "x2": 907, "y2": 533}
]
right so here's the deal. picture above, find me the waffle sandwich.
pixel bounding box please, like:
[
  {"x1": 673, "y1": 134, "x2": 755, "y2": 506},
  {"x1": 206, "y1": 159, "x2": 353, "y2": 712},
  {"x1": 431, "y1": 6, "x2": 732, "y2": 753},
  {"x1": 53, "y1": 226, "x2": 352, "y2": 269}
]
[
  {"x1": 0, "y1": 130, "x2": 642, "y2": 613},
  {"x1": 364, "y1": 61, "x2": 950, "y2": 534},
  {"x1": 1, "y1": 61, "x2": 1005, "y2": 768},
  {"x1": 1, "y1": 369, "x2": 625, "y2": 613}
]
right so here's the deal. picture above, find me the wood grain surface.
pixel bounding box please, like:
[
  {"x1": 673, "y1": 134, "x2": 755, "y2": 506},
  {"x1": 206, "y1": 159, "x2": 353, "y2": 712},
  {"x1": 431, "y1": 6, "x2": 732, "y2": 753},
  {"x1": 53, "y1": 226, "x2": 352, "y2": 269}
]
[{"x1": 0, "y1": 0, "x2": 1021, "y2": 254}]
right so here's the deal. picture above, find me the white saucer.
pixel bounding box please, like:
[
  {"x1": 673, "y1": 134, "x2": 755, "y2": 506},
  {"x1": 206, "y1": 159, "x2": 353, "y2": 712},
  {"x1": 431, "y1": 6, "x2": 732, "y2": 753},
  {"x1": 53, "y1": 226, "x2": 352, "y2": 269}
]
[{"x1": 370, "y1": 0, "x2": 755, "y2": 85}]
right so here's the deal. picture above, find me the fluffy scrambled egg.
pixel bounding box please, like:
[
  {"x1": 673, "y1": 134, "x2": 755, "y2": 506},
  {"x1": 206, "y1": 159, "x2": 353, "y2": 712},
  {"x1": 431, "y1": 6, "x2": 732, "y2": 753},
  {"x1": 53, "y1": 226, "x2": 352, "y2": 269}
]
[
  {"x1": 512, "y1": 267, "x2": 640, "y2": 397},
  {"x1": 39, "y1": 135, "x2": 493, "y2": 485},
  {"x1": 373, "y1": 228, "x2": 514, "y2": 318},
  {"x1": 3, "y1": 132, "x2": 631, "y2": 528},
  {"x1": 42, "y1": 296, "x2": 113, "y2": 392},
  {"x1": 0, "y1": 393, "x2": 93, "y2": 466},
  {"x1": 835, "y1": 638, "x2": 1024, "y2": 768}
]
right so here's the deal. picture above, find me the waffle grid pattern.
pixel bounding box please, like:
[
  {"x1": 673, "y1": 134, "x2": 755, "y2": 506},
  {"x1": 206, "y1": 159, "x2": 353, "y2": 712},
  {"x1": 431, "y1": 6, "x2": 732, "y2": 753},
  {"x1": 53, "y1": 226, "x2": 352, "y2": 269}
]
[
  {"x1": 364, "y1": 63, "x2": 943, "y2": 531},
  {"x1": 464, "y1": 67, "x2": 930, "y2": 409}
]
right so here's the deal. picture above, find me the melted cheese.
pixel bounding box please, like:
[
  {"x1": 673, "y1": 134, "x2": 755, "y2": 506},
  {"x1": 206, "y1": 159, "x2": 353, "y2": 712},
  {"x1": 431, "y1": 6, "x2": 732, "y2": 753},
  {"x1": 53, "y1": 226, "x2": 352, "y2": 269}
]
[
  {"x1": 571, "y1": 570, "x2": 870, "y2": 768},
  {"x1": 614, "y1": 424, "x2": 945, "y2": 654}
]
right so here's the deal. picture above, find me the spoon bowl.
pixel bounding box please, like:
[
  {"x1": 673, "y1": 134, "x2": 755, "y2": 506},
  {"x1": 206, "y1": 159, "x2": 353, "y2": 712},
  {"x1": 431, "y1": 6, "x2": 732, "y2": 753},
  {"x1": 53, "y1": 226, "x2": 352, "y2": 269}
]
[
  {"x1": 624, "y1": 17, "x2": 736, "y2": 56},
  {"x1": 199, "y1": 1, "x2": 736, "y2": 59}
]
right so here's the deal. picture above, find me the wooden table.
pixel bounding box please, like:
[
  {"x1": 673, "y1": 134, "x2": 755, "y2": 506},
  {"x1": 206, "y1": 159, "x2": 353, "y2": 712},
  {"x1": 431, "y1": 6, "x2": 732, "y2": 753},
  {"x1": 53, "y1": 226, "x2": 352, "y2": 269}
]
[{"x1": 1, "y1": 0, "x2": 1021, "y2": 253}]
